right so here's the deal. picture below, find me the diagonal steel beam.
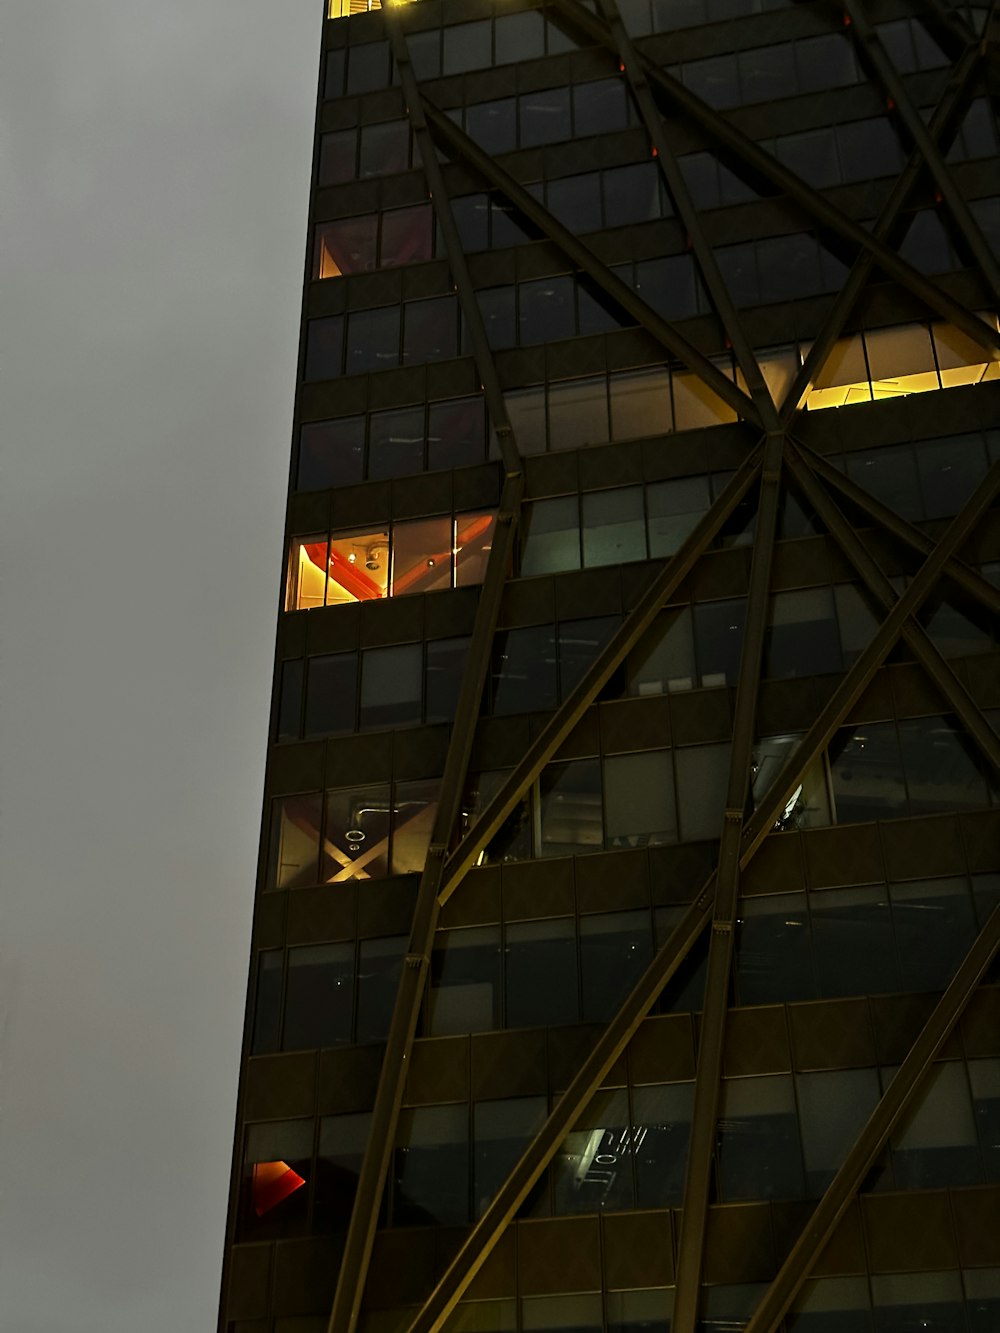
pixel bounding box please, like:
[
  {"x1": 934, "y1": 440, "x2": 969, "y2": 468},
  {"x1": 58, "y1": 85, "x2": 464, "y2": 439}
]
[
  {"x1": 842, "y1": 0, "x2": 1000, "y2": 303},
  {"x1": 671, "y1": 431, "x2": 784, "y2": 1333},
  {"x1": 786, "y1": 440, "x2": 1000, "y2": 772},
  {"x1": 594, "y1": 0, "x2": 781, "y2": 431},
  {"x1": 546, "y1": 0, "x2": 1000, "y2": 360},
  {"x1": 778, "y1": 40, "x2": 984, "y2": 422},
  {"x1": 402, "y1": 458, "x2": 1000, "y2": 1333},
  {"x1": 421, "y1": 100, "x2": 761, "y2": 426},
  {"x1": 438, "y1": 447, "x2": 764, "y2": 903},
  {"x1": 743, "y1": 902, "x2": 1000, "y2": 1333},
  {"x1": 799, "y1": 441, "x2": 1000, "y2": 617}
]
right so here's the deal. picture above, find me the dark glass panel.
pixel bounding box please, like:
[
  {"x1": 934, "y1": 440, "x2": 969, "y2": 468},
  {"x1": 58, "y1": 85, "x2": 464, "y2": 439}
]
[
  {"x1": 455, "y1": 510, "x2": 495, "y2": 587},
  {"x1": 391, "y1": 515, "x2": 453, "y2": 596},
  {"x1": 323, "y1": 784, "x2": 391, "y2": 883},
  {"x1": 572, "y1": 79, "x2": 629, "y2": 137},
  {"x1": 505, "y1": 919, "x2": 578, "y2": 1028},
  {"x1": 633, "y1": 1082, "x2": 693, "y2": 1207},
  {"x1": 828, "y1": 721, "x2": 908, "y2": 823},
  {"x1": 466, "y1": 99, "x2": 517, "y2": 155},
  {"x1": 356, "y1": 937, "x2": 406, "y2": 1043},
  {"x1": 579, "y1": 910, "x2": 653, "y2": 1022},
  {"x1": 716, "y1": 1074, "x2": 804, "y2": 1200},
  {"x1": 282, "y1": 943, "x2": 353, "y2": 1050},
  {"x1": 796, "y1": 1069, "x2": 879, "y2": 1194},
  {"x1": 674, "y1": 743, "x2": 731, "y2": 842},
  {"x1": 346, "y1": 41, "x2": 389, "y2": 95},
  {"x1": 251, "y1": 951, "x2": 282, "y2": 1055},
  {"x1": 558, "y1": 615, "x2": 620, "y2": 696},
  {"x1": 442, "y1": 20, "x2": 492, "y2": 75},
  {"x1": 775, "y1": 128, "x2": 841, "y2": 189},
  {"x1": 493, "y1": 625, "x2": 558, "y2": 716},
  {"x1": 358, "y1": 120, "x2": 409, "y2": 177},
  {"x1": 736, "y1": 893, "x2": 816, "y2": 1004},
  {"x1": 682, "y1": 53, "x2": 739, "y2": 109},
  {"x1": 345, "y1": 306, "x2": 399, "y2": 375},
  {"x1": 546, "y1": 174, "x2": 602, "y2": 232},
  {"x1": 540, "y1": 760, "x2": 604, "y2": 860},
  {"x1": 795, "y1": 33, "x2": 858, "y2": 90},
  {"x1": 324, "y1": 49, "x2": 346, "y2": 101},
  {"x1": 837, "y1": 117, "x2": 903, "y2": 182},
  {"x1": 756, "y1": 234, "x2": 823, "y2": 304},
  {"x1": 319, "y1": 129, "x2": 356, "y2": 187},
  {"x1": 277, "y1": 658, "x2": 303, "y2": 742},
  {"x1": 519, "y1": 87, "x2": 571, "y2": 147},
  {"x1": 581, "y1": 487, "x2": 646, "y2": 567},
  {"x1": 786, "y1": 1276, "x2": 873, "y2": 1332},
  {"x1": 491, "y1": 195, "x2": 535, "y2": 246},
  {"x1": 474, "y1": 1097, "x2": 547, "y2": 1217},
  {"x1": 843, "y1": 443, "x2": 923, "y2": 520},
  {"x1": 240, "y1": 1120, "x2": 312, "y2": 1234},
  {"x1": 315, "y1": 1112, "x2": 370, "y2": 1232},
  {"x1": 367, "y1": 405, "x2": 424, "y2": 480},
  {"x1": 404, "y1": 296, "x2": 458, "y2": 363},
  {"x1": 870, "y1": 1271, "x2": 964, "y2": 1333},
  {"x1": 810, "y1": 885, "x2": 900, "y2": 997},
  {"x1": 359, "y1": 643, "x2": 422, "y2": 730},
  {"x1": 451, "y1": 194, "x2": 490, "y2": 253},
  {"x1": 429, "y1": 926, "x2": 501, "y2": 1035},
  {"x1": 889, "y1": 1062, "x2": 981, "y2": 1188},
  {"x1": 426, "y1": 637, "x2": 470, "y2": 725},
  {"x1": 298, "y1": 417, "x2": 365, "y2": 490},
  {"x1": 548, "y1": 376, "x2": 610, "y2": 451},
  {"x1": 407, "y1": 29, "x2": 440, "y2": 80},
  {"x1": 478, "y1": 286, "x2": 517, "y2": 350},
  {"x1": 394, "y1": 1105, "x2": 469, "y2": 1226},
  {"x1": 519, "y1": 275, "x2": 576, "y2": 345},
  {"x1": 380, "y1": 203, "x2": 432, "y2": 268},
  {"x1": 968, "y1": 1058, "x2": 1000, "y2": 1179},
  {"x1": 603, "y1": 162, "x2": 662, "y2": 228},
  {"x1": 522, "y1": 1295, "x2": 603, "y2": 1333},
  {"x1": 889, "y1": 878, "x2": 978, "y2": 992},
  {"x1": 716, "y1": 242, "x2": 758, "y2": 307},
  {"x1": 738, "y1": 42, "x2": 796, "y2": 103},
  {"x1": 915, "y1": 434, "x2": 989, "y2": 518},
  {"x1": 628, "y1": 608, "x2": 696, "y2": 696},
  {"x1": 427, "y1": 396, "x2": 486, "y2": 470},
  {"x1": 647, "y1": 476, "x2": 711, "y2": 557},
  {"x1": 764, "y1": 588, "x2": 842, "y2": 679},
  {"x1": 304, "y1": 652, "x2": 358, "y2": 736},
  {"x1": 495, "y1": 10, "x2": 545, "y2": 64},
  {"x1": 898, "y1": 714, "x2": 992, "y2": 814},
  {"x1": 692, "y1": 598, "x2": 746, "y2": 687},
  {"x1": 555, "y1": 1089, "x2": 634, "y2": 1214},
  {"x1": 604, "y1": 750, "x2": 677, "y2": 848},
  {"x1": 304, "y1": 316, "x2": 344, "y2": 381}
]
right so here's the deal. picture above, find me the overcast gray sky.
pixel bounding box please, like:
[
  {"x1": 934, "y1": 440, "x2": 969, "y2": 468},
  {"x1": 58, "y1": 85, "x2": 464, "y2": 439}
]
[{"x1": 0, "y1": 4, "x2": 320, "y2": 1327}]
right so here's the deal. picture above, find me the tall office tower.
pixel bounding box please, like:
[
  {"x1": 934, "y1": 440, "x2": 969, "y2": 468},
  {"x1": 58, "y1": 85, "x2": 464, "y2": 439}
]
[{"x1": 220, "y1": 1, "x2": 1000, "y2": 1330}]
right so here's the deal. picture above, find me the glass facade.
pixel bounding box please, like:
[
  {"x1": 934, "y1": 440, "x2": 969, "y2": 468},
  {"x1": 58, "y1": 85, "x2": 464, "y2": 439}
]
[{"x1": 221, "y1": 1, "x2": 1000, "y2": 1331}]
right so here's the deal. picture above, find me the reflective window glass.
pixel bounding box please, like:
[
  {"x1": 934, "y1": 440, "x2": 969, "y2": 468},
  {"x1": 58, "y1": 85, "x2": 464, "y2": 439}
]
[
  {"x1": 252, "y1": 951, "x2": 282, "y2": 1055},
  {"x1": 429, "y1": 926, "x2": 501, "y2": 1035},
  {"x1": 787, "y1": 1276, "x2": 872, "y2": 1332},
  {"x1": 682, "y1": 53, "x2": 739, "y2": 109},
  {"x1": 899, "y1": 714, "x2": 992, "y2": 814},
  {"x1": 604, "y1": 750, "x2": 677, "y2": 848},
  {"x1": 407, "y1": 29, "x2": 441, "y2": 80},
  {"x1": 672, "y1": 368, "x2": 738, "y2": 431},
  {"x1": 916, "y1": 435, "x2": 989, "y2": 518},
  {"x1": 380, "y1": 204, "x2": 432, "y2": 268},
  {"x1": 579, "y1": 910, "x2": 653, "y2": 1022},
  {"x1": 890, "y1": 878, "x2": 978, "y2": 992},
  {"x1": 391, "y1": 515, "x2": 452, "y2": 596},
  {"x1": 519, "y1": 87, "x2": 571, "y2": 147},
  {"x1": 889, "y1": 1062, "x2": 981, "y2": 1189},
  {"x1": 345, "y1": 306, "x2": 399, "y2": 375},
  {"x1": 241, "y1": 1120, "x2": 312, "y2": 1229},
  {"x1": 522, "y1": 1295, "x2": 603, "y2": 1333},
  {"x1": 478, "y1": 286, "x2": 517, "y2": 350},
  {"x1": 427, "y1": 397, "x2": 486, "y2": 470},
  {"x1": 519, "y1": 275, "x2": 575, "y2": 345},
  {"x1": 315, "y1": 1112, "x2": 370, "y2": 1231},
  {"x1": 547, "y1": 174, "x2": 602, "y2": 232},
  {"x1": 549, "y1": 376, "x2": 610, "y2": 451},
  {"x1": 324, "y1": 49, "x2": 346, "y2": 101},
  {"x1": 359, "y1": 644, "x2": 421, "y2": 732},
  {"x1": 394, "y1": 1104, "x2": 469, "y2": 1226},
  {"x1": 837, "y1": 117, "x2": 903, "y2": 181},
  {"x1": 270, "y1": 793, "x2": 322, "y2": 889},
  {"x1": 520, "y1": 497, "x2": 580, "y2": 575},
  {"x1": 647, "y1": 476, "x2": 711, "y2": 557},
  {"x1": 277, "y1": 659, "x2": 303, "y2": 742},
  {"x1": 604, "y1": 162, "x2": 662, "y2": 228},
  {"x1": 609, "y1": 366, "x2": 673, "y2": 439},
  {"x1": 627, "y1": 608, "x2": 695, "y2": 696},
  {"x1": 367, "y1": 405, "x2": 424, "y2": 480},
  {"x1": 305, "y1": 316, "x2": 344, "y2": 381},
  {"x1": 455, "y1": 511, "x2": 495, "y2": 587},
  {"x1": 674, "y1": 743, "x2": 731, "y2": 842},
  {"x1": 505, "y1": 919, "x2": 578, "y2": 1028},
  {"x1": 606, "y1": 1289, "x2": 674, "y2": 1333},
  {"x1": 870, "y1": 1271, "x2": 964, "y2": 1333},
  {"x1": 968, "y1": 1058, "x2": 1000, "y2": 1178},
  {"x1": 305, "y1": 653, "x2": 358, "y2": 737},
  {"x1": 796, "y1": 1069, "x2": 880, "y2": 1194},
  {"x1": 573, "y1": 80, "x2": 629, "y2": 137},
  {"x1": 346, "y1": 41, "x2": 389, "y2": 95},
  {"x1": 314, "y1": 216, "x2": 376, "y2": 279},
  {"x1": 466, "y1": 99, "x2": 517, "y2": 155},
  {"x1": 716, "y1": 1074, "x2": 804, "y2": 1200},
  {"x1": 451, "y1": 195, "x2": 489, "y2": 253},
  {"x1": 404, "y1": 296, "x2": 457, "y2": 364},
  {"x1": 764, "y1": 588, "x2": 841, "y2": 679},
  {"x1": 443, "y1": 20, "x2": 491, "y2": 75},
  {"x1": 319, "y1": 129, "x2": 356, "y2": 186},
  {"x1": 558, "y1": 616, "x2": 620, "y2": 696},
  {"x1": 844, "y1": 444, "x2": 923, "y2": 520},
  {"x1": 495, "y1": 10, "x2": 545, "y2": 64},
  {"x1": 736, "y1": 893, "x2": 816, "y2": 1005},
  {"x1": 298, "y1": 417, "x2": 365, "y2": 490},
  {"x1": 693, "y1": 599, "x2": 745, "y2": 687},
  {"x1": 829, "y1": 721, "x2": 908, "y2": 824},
  {"x1": 582, "y1": 487, "x2": 646, "y2": 567},
  {"x1": 632, "y1": 1083, "x2": 693, "y2": 1208},
  {"x1": 426, "y1": 637, "x2": 470, "y2": 725},
  {"x1": 493, "y1": 626, "x2": 558, "y2": 716},
  {"x1": 358, "y1": 121, "x2": 409, "y2": 178},
  {"x1": 356, "y1": 937, "x2": 406, "y2": 1043},
  {"x1": 504, "y1": 385, "x2": 547, "y2": 455},
  {"x1": 810, "y1": 885, "x2": 899, "y2": 996},
  {"x1": 474, "y1": 1097, "x2": 548, "y2": 1217},
  {"x1": 283, "y1": 943, "x2": 353, "y2": 1051},
  {"x1": 539, "y1": 760, "x2": 603, "y2": 858}
]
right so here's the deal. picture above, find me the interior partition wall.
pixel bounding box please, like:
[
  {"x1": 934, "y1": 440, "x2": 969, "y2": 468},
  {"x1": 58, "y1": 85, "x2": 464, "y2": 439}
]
[{"x1": 220, "y1": 0, "x2": 1000, "y2": 1331}]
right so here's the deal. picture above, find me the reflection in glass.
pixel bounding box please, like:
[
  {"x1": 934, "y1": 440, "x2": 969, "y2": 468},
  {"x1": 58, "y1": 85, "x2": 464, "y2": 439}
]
[
  {"x1": 394, "y1": 1104, "x2": 469, "y2": 1226},
  {"x1": 633, "y1": 1082, "x2": 693, "y2": 1207},
  {"x1": 429, "y1": 927, "x2": 501, "y2": 1035},
  {"x1": 474, "y1": 1097, "x2": 547, "y2": 1217},
  {"x1": 539, "y1": 760, "x2": 603, "y2": 857},
  {"x1": 270, "y1": 794, "x2": 322, "y2": 888},
  {"x1": 323, "y1": 784, "x2": 391, "y2": 882},
  {"x1": 283, "y1": 944, "x2": 353, "y2": 1051},
  {"x1": 555, "y1": 1089, "x2": 634, "y2": 1214}
]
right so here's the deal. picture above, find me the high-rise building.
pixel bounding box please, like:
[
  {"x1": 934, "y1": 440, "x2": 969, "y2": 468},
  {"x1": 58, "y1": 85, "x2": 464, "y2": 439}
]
[{"x1": 219, "y1": 1, "x2": 1000, "y2": 1330}]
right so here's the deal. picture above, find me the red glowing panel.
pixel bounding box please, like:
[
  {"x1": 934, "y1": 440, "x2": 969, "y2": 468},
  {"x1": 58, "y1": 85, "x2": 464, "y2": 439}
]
[{"x1": 252, "y1": 1160, "x2": 306, "y2": 1216}]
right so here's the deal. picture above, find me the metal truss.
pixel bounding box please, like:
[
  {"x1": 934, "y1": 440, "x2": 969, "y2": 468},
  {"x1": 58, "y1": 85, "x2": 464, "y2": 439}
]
[{"x1": 318, "y1": 4, "x2": 1000, "y2": 1332}]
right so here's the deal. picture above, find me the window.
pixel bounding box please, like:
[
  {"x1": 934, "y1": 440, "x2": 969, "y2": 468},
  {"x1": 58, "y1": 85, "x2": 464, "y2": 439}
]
[
  {"x1": 554, "y1": 1089, "x2": 634, "y2": 1213},
  {"x1": 633, "y1": 1083, "x2": 693, "y2": 1207},
  {"x1": 580, "y1": 910, "x2": 653, "y2": 1022},
  {"x1": 305, "y1": 652, "x2": 358, "y2": 736},
  {"x1": 474, "y1": 1097, "x2": 547, "y2": 1217},
  {"x1": 394, "y1": 1105, "x2": 469, "y2": 1226},
  {"x1": 283, "y1": 943, "x2": 353, "y2": 1050},
  {"x1": 716, "y1": 1075, "x2": 804, "y2": 1200},
  {"x1": 298, "y1": 417, "x2": 365, "y2": 490},
  {"x1": 603, "y1": 750, "x2": 677, "y2": 847},
  {"x1": 505, "y1": 919, "x2": 578, "y2": 1028},
  {"x1": 582, "y1": 487, "x2": 646, "y2": 566},
  {"x1": 359, "y1": 644, "x2": 422, "y2": 730},
  {"x1": 539, "y1": 760, "x2": 603, "y2": 858},
  {"x1": 428, "y1": 927, "x2": 501, "y2": 1036},
  {"x1": 315, "y1": 1112, "x2": 370, "y2": 1231},
  {"x1": 241, "y1": 1120, "x2": 311, "y2": 1232}
]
